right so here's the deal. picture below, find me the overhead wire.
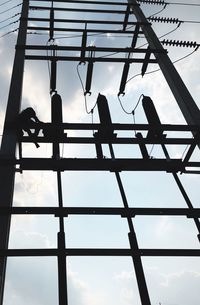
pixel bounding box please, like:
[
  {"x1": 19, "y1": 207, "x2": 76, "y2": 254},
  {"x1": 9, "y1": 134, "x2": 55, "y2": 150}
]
[
  {"x1": 0, "y1": 0, "x2": 13, "y2": 7},
  {"x1": 118, "y1": 93, "x2": 144, "y2": 116},
  {"x1": 147, "y1": 3, "x2": 167, "y2": 18},
  {"x1": 0, "y1": 3, "x2": 22, "y2": 15},
  {"x1": 0, "y1": 27, "x2": 18, "y2": 39},
  {"x1": 126, "y1": 46, "x2": 199, "y2": 84},
  {"x1": 0, "y1": 18, "x2": 19, "y2": 31},
  {"x1": 0, "y1": 12, "x2": 20, "y2": 24}
]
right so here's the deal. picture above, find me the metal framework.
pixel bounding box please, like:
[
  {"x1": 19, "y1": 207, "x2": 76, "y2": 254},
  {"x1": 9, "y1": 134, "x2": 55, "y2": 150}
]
[{"x1": 0, "y1": 0, "x2": 200, "y2": 305}]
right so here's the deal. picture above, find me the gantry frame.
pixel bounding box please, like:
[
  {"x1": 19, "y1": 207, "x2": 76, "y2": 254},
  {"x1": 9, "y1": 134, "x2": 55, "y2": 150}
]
[{"x1": 0, "y1": 1, "x2": 200, "y2": 305}]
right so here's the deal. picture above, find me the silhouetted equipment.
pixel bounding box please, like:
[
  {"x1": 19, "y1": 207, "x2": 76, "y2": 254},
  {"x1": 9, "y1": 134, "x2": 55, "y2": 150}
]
[
  {"x1": 85, "y1": 60, "x2": 94, "y2": 95},
  {"x1": 49, "y1": 6, "x2": 54, "y2": 41},
  {"x1": 97, "y1": 94, "x2": 114, "y2": 138},
  {"x1": 141, "y1": 47, "x2": 151, "y2": 76},
  {"x1": 50, "y1": 55, "x2": 57, "y2": 93},
  {"x1": 51, "y1": 93, "x2": 64, "y2": 158},
  {"x1": 142, "y1": 96, "x2": 163, "y2": 139},
  {"x1": 94, "y1": 94, "x2": 116, "y2": 158},
  {"x1": 119, "y1": 62, "x2": 130, "y2": 96},
  {"x1": 136, "y1": 132, "x2": 149, "y2": 159},
  {"x1": 80, "y1": 24, "x2": 87, "y2": 62},
  {"x1": 16, "y1": 107, "x2": 41, "y2": 148}
]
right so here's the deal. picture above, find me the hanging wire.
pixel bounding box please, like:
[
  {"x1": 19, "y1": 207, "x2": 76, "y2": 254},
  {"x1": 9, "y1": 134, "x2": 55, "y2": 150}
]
[
  {"x1": 180, "y1": 143, "x2": 193, "y2": 160},
  {"x1": 0, "y1": 0, "x2": 14, "y2": 7},
  {"x1": 126, "y1": 47, "x2": 199, "y2": 84},
  {"x1": 76, "y1": 63, "x2": 91, "y2": 114},
  {"x1": 0, "y1": 27, "x2": 18, "y2": 39},
  {"x1": 0, "y1": 3, "x2": 22, "y2": 15},
  {"x1": 0, "y1": 19, "x2": 19, "y2": 31},
  {"x1": 148, "y1": 144, "x2": 155, "y2": 157},
  {"x1": 167, "y1": 2, "x2": 200, "y2": 7},
  {"x1": 0, "y1": 12, "x2": 20, "y2": 24},
  {"x1": 76, "y1": 63, "x2": 99, "y2": 114},
  {"x1": 118, "y1": 94, "x2": 144, "y2": 115},
  {"x1": 147, "y1": 3, "x2": 167, "y2": 18}
]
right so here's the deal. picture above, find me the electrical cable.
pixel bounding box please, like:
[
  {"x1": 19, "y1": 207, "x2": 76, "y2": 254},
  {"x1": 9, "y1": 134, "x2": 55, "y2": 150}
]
[
  {"x1": 147, "y1": 3, "x2": 167, "y2": 18},
  {"x1": 148, "y1": 144, "x2": 155, "y2": 157},
  {"x1": 0, "y1": 0, "x2": 13, "y2": 7},
  {"x1": 0, "y1": 12, "x2": 20, "y2": 24},
  {"x1": 0, "y1": 27, "x2": 18, "y2": 39},
  {"x1": 126, "y1": 46, "x2": 199, "y2": 84},
  {"x1": 76, "y1": 63, "x2": 98, "y2": 114},
  {"x1": 76, "y1": 63, "x2": 91, "y2": 114},
  {"x1": 181, "y1": 144, "x2": 191, "y2": 160},
  {"x1": 166, "y1": 2, "x2": 200, "y2": 7},
  {"x1": 0, "y1": 3, "x2": 22, "y2": 15},
  {"x1": 0, "y1": 19, "x2": 19, "y2": 31},
  {"x1": 139, "y1": 0, "x2": 200, "y2": 6},
  {"x1": 117, "y1": 94, "x2": 144, "y2": 115}
]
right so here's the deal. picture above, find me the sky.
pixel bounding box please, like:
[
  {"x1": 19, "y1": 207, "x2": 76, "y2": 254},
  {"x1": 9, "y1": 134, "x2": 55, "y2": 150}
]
[{"x1": 0, "y1": 0, "x2": 200, "y2": 305}]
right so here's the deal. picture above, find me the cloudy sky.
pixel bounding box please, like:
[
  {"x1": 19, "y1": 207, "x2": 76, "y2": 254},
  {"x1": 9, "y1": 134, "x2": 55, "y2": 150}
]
[{"x1": 0, "y1": 0, "x2": 200, "y2": 305}]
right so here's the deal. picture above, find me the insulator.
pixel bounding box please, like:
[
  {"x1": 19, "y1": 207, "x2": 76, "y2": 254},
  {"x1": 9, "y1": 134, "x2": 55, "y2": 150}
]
[
  {"x1": 148, "y1": 16, "x2": 180, "y2": 24},
  {"x1": 85, "y1": 61, "x2": 93, "y2": 96},
  {"x1": 97, "y1": 93, "x2": 112, "y2": 128},
  {"x1": 137, "y1": 0, "x2": 166, "y2": 5},
  {"x1": 50, "y1": 60, "x2": 57, "y2": 93},
  {"x1": 49, "y1": 7, "x2": 54, "y2": 41},
  {"x1": 142, "y1": 96, "x2": 163, "y2": 139},
  {"x1": 118, "y1": 62, "x2": 130, "y2": 96},
  {"x1": 161, "y1": 39, "x2": 198, "y2": 48},
  {"x1": 80, "y1": 24, "x2": 87, "y2": 63},
  {"x1": 51, "y1": 93, "x2": 63, "y2": 126},
  {"x1": 141, "y1": 47, "x2": 151, "y2": 76},
  {"x1": 51, "y1": 93, "x2": 64, "y2": 158}
]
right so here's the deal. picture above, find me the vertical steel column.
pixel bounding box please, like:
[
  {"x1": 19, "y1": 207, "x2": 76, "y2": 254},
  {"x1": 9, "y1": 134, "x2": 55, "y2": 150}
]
[
  {"x1": 57, "y1": 171, "x2": 68, "y2": 305},
  {"x1": 108, "y1": 144, "x2": 151, "y2": 305},
  {"x1": 128, "y1": 0, "x2": 200, "y2": 128},
  {"x1": 0, "y1": 1, "x2": 29, "y2": 304}
]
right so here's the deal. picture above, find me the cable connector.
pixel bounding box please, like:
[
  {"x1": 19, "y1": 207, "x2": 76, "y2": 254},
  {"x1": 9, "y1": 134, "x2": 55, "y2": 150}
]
[{"x1": 161, "y1": 39, "x2": 199, "y2": 48}]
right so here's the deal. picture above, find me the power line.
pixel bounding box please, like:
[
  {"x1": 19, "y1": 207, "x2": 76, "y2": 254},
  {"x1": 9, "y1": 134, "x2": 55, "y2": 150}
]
[
  {"x1": 0, "y1": 27, "x2": 18, "y2": 39},
  {"x1": 0, "y1": 0, "x2": 13, "y2": 7},
  {"x1": 0, "y1": 3, "x2": 22, "y2": 15},
  {"x1": 139, "y1": 0, "x2": 200, "y2": 7},
  {"x1": 126, "y1": 47, "x2": 199, "y2": 84},
  {"x1": 167, "y1": 2, "x2": 200, "y2": 7},
  {"x1": 0, "y1": 13, "x2": 20, "y2": 24},
  {"x1": 0, "y1": 19, "x2": 19, "y2": 31}
]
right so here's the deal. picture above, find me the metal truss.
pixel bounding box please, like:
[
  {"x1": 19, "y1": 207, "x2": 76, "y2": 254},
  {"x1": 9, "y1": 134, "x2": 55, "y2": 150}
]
[{"x1": 0, "y1": 1, "x2": 200, "y2": 305}]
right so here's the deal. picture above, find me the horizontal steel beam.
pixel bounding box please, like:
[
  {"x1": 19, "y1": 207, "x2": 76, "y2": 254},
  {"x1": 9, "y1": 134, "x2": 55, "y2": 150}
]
[
  {"x1": 23, "y1": 45, "x2": 163, "y2": 54},
  {"x1": 16, "y1": 158, "x2": 184, "y2": 172},
  {"x1": 29, "y1": 6, "x2": 128, "y2": 14},
  {"x1": 24, "y1": 55, "x2": 158, "y2": 63},
  {"x1": 0, "y1": 207, "x2": 200, "y2": 217},
  {"x1": 13, "y1": 122, "x2": 200, "y2": 132},
  {"x1": 27, "y1": 17, "x2": 144, "y2": 26},
  {"x1": 0, "y1": 248, "x2": 199, "y2": 257},
  {"x1": 27, "y1": 26, "x2": 137, "y2": 34},
  {"x1": 30, "y1": 0, "x2": 130, "y2": 6},
  {"x1": 20, "y1": 136, "x2": 195, "y2": 145}
]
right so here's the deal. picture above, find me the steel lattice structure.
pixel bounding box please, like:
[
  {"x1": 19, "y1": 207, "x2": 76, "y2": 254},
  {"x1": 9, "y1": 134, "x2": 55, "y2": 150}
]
[{"x1": 0, "y1": 1, "x2": 200, "y2": 305}]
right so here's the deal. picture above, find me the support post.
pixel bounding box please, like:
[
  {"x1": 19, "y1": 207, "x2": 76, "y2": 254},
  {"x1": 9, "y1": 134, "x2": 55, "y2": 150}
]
[{"x1": 0, "y1": 1, "x2": 29, "y2": 304}]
